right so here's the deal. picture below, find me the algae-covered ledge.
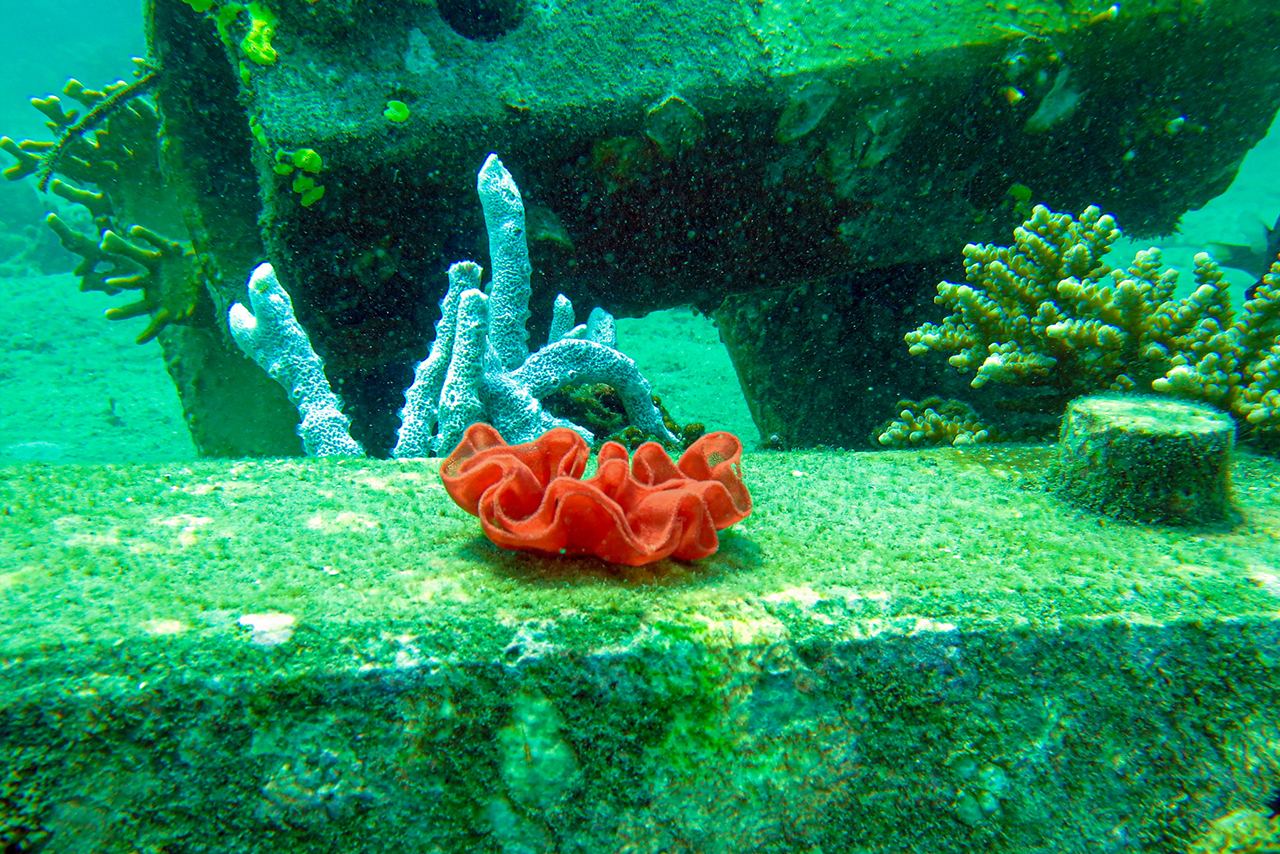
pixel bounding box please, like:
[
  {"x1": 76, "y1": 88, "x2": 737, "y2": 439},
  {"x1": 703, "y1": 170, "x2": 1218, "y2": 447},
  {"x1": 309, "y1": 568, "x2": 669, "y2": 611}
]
[
  {"x1": 4, "y1": 446, "x2": 1280, "y2": 850},
  {"x1": 3, "y1": 444, "x2": 1279, "y2": 653}
]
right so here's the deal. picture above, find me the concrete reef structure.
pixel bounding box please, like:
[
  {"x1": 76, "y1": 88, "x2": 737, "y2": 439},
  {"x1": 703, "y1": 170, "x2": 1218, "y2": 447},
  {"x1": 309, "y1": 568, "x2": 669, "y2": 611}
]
[
  {"x1": 140, "y1": 0, "x2": 1280, "y2": 452},
  {"x1": 7, "y1": 3, "x2": 1280, "y2": 454},
  {"x1": 1052, "y1": 394, "x2": 1236, "y2": 525},
  {"x1": 883, "y1": 205, "x2": 1280, "y2": 447},
  {"x1": 230, "y1": 155, "x2": 679, "y2": 457},
  {"x1": 3, "y1": 446, "x2": 1280, "y2": 849}
]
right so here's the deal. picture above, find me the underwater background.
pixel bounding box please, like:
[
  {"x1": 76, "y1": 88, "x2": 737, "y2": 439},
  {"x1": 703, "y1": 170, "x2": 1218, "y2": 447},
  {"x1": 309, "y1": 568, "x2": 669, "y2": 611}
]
[
  {"x1": 0, "y1": 7, "x2": 751, "y2": 463},
  {"x1": 0, "y1": 3, "x2": 768, "y2": 463}
]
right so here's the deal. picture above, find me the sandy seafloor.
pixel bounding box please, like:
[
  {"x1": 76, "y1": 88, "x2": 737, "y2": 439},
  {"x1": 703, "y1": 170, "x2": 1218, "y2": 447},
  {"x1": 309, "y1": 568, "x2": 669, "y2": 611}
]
[{"x1": 0, "y1": 117, "x2": 1278, "y2": 465}]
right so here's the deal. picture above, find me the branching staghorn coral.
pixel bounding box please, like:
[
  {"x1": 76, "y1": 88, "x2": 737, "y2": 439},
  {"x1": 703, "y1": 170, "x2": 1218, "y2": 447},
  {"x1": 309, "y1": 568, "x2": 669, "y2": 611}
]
[
  {"x1": 1153, "y1": 261, "x2": 1280, "y2": 435},
  {"x1": 0, "y1": 59, "x2": 212, "y2": 344},
  {"x1": 884, "y1": 204, "x2": 1280, "y2": 445},
  {"x1": 230, "y1": 154, "x2": 681, "y2": 458}
]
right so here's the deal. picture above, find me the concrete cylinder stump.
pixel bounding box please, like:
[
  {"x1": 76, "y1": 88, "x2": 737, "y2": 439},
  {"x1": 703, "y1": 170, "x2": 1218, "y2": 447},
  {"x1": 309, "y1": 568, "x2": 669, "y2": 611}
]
[{"x1": 1052, "y1": 394, "x2": 1235, "y2": 525}]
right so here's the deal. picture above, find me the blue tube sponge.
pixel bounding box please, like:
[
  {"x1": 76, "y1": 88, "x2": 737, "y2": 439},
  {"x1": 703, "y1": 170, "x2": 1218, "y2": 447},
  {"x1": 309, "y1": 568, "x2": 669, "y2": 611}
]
[{"x1": 228, "y1": 154, "x2": 679, "y2": 458}]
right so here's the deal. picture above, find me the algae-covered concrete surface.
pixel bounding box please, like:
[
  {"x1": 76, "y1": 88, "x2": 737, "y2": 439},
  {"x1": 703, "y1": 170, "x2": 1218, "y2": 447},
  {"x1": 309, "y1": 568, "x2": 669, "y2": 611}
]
[{"x1": 3, "y1": 445, "x2": 1280, "y2": 850}]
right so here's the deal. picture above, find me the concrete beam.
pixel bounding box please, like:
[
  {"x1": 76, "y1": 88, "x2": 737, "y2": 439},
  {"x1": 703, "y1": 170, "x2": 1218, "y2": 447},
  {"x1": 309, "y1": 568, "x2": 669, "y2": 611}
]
[
  {"x1": 146, "y1": 0, "x2": 1280, "y2": 452},
  {"x1": 3, "y1": 445, "x2": 1279, "y2": 848}
]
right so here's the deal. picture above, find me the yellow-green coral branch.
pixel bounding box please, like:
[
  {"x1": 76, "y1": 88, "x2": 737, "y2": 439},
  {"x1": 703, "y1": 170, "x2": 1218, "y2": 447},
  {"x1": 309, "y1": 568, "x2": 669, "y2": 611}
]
[
  {"x1": 904, "y1": 205, "x2": 1280, "y2": 440},
  {"x1": 33, "y1": 61, "x2": 160, "y2": 191}
]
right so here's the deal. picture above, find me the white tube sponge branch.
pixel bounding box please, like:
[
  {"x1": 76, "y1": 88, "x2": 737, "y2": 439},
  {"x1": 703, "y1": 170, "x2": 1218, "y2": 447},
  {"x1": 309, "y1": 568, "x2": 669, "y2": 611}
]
[
  {"x1": 391, "y1": 153, "x2": 680, "y2": 457},
  {"x1": 393, "y1": 261, "x2": 483, "y2": 459},
  {"x1": 232, "y1": 156, "x2": 682, "y2": 459},
  {"x1": 477, "y1": 153, "x2": 533, "y2": 371},
  {"x1": 228, "y1": 263, "x2": 364, "y2": 457}
]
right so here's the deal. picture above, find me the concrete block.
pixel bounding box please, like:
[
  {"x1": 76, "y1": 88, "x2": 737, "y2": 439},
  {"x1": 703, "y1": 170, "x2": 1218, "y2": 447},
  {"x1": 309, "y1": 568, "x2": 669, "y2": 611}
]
[
  {"x1": 146, "y1": 0, "x2": 1280, "y2": 451},
  {"x1": 4, "y1": 445, "x2": 1280, "y2": 849}
]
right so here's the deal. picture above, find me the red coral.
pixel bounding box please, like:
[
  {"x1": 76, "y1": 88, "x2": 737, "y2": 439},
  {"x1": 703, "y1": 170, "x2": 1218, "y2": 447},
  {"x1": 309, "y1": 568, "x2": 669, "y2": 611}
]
[{"x1": 440, "y1": 423, "x2": 752, "y2": 565}]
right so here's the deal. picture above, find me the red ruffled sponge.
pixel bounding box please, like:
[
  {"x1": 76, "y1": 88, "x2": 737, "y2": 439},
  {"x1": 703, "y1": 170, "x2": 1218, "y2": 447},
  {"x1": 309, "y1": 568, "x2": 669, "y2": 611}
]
[{"x1": 440, "y1": 423, "x2": 752, "y2": 565}]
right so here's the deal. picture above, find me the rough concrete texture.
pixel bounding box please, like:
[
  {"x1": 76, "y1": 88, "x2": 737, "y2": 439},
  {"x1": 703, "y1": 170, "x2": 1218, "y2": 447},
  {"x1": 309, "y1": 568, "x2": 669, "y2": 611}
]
[
  {"x1": 713, "y1": 273, "x2": 1008, "y2": 449},
  {"x1": 3, "y1": 445, "x2": 1280, "y2": 850},
  {"x1": 1054, "y1": 395, "x2": 1237, "y2": 525},
  {"x1": 145, "y1": 0, "x2": 1280, "y2": 453}
]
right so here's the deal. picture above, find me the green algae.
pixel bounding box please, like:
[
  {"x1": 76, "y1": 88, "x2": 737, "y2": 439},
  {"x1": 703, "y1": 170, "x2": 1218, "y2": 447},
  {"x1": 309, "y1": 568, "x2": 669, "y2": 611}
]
[
  {"x1": 2, "y1": 446, "x2": 1279, "y2": 850},
  {"x1": 2, "y1": 445, "x2": 1278, "y2": 651}
]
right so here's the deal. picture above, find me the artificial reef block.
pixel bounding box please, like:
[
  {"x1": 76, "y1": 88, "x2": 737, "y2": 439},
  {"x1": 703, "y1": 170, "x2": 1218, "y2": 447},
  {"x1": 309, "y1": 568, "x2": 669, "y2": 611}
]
[
  {"x1": 144, "y1": 0, "x2": 1280, "y2": 451},
  {"x1": 3, "y1": 445, "x2": 1280, "y2": 850},
  {"x1": 714, "y1": 274, "x2": 977, "y2": 448},
  {"x1": 1052, "y1": 394, "x2": 1236, "y2": 525}
]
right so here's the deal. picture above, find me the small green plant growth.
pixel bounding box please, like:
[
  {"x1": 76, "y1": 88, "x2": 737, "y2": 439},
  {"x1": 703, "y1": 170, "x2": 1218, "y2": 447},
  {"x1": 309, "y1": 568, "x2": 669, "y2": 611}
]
[
  {"x1": 384, "y1": 100, "x2": 411, "y2": 123},
  {"x1": 272, "y1": 147, "x2": 325, "y2": 207}
]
